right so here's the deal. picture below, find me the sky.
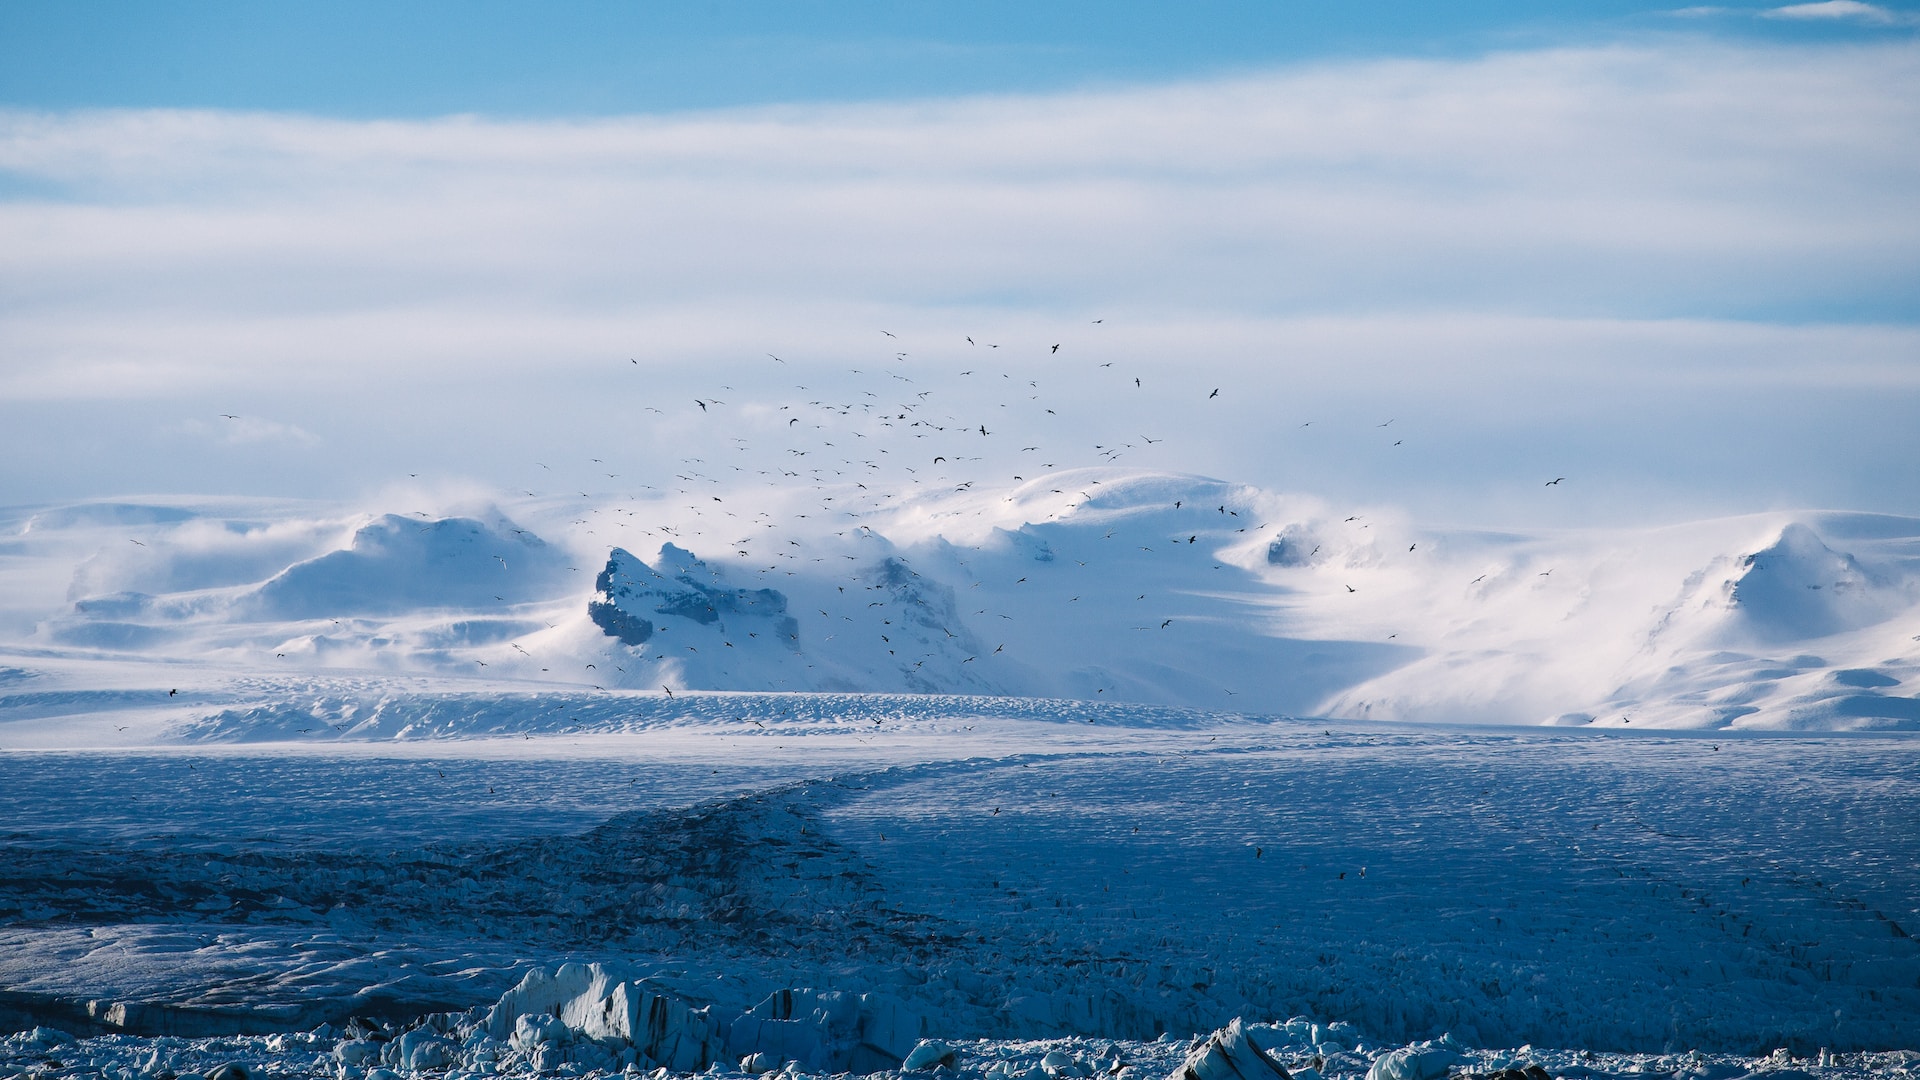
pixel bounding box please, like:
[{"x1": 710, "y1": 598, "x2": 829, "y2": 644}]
[{"x1": 2, "y1": 2, "x2": 1917, "y2": 527}]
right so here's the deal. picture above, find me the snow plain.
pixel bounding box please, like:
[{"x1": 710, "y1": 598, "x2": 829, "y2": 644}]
[{"x1": 0, "y1": 716, "x2": 1917, "y2": 1080}]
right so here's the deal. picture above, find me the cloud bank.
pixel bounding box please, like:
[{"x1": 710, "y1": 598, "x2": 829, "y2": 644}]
[{"x1": 0, "y1": 40, "x2": 1915, "y2": 522}]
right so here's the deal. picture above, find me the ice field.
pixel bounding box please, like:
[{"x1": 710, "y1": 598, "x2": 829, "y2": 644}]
[{"x1": 1, "y1": 701, "x2": 1917, "y2": 1078}]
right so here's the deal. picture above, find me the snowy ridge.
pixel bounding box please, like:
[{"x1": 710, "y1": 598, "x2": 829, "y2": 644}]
[
  {"x1": 176, "y1": 691, "x2": 1241, "y2": 743},
  {"x1": 4, "y1": 476, "x2": 1919, "y2": 734}
]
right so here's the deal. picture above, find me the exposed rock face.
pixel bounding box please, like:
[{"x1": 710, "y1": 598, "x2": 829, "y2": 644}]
[{"x1": 589, "y1": 545, "x2": 799, "y2": 647}]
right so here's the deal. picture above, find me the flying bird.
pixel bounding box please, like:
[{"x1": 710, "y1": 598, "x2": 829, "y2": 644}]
[
  {"x1": 1209, "y1": 389, "x2": 1219, "y2": 399},
  {"x1": 1546, "y1": 477, "x2": 1565, "y2": 486},
  {"x1": 1051, "y1": 344, "x2": 1060, "y2": 353}
]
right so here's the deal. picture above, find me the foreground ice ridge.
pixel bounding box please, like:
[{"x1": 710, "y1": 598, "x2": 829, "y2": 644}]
[
  {"x1": 476, "y1": 963, "x2": 931, "y2": 1074},
  {"x1": 6, "y1": 1007, "x2": 1919, "y2": 1080}
]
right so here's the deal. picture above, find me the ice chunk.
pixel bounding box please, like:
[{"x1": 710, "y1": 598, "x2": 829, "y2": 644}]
[
  {"x1": 383, "y1": 1029, "x2": 457, "y2": 1072},
  {"x1": 511, "y1": 1014, "x2": 568, "y2": 1052},
  {"x1": 903, "y1": 1040, "x2": 958, "y2": 1071},
  {"x1": 1366, "y1": 1045, "x2": 1464, "y2": 1080},
  {"x1": 28, "y1": 1028, "x2": 76, "y2": 1046},
  {"x1": 1172, "y1": 1018, "x2": 1293, "y2": 1080},
  {"x1": 483, "y1": 963, "x2": 718, "y2": 1074},
  {"x1": 725, "y1": 986, "x2": 930, "y2": 1074}
]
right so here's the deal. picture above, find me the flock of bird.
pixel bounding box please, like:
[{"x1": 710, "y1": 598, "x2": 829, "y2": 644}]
[{"x1": 202, "y1": 323, "x2": 1567, "y2": 687}]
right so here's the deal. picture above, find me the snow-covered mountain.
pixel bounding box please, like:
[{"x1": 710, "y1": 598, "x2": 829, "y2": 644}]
[{"x1": 4, "y1": 469, "x2": 1917, "y2": 735}]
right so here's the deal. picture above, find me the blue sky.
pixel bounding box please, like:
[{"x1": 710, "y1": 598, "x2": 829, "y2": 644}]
[
  {"x1": 1, "y1": 3, "x2": 1917, "y2": 524},
  {"x1": 3, "y1": 0, "x2": 1915, "y2": 116}
]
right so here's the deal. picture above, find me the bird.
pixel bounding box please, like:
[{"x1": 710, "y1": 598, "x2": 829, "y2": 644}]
[
  {"x1": 1134, "y1": 378, "x2": 1141, "y2": 388},
  {"x1": 1546, "y1": 477, "x2": 1565, "y2": 486},
  {"x1": 662, "y1": 686, "x2": 674, "y2": 698},
  {"x1": 128, "y1": 539, "x2": 145, "y2": 546},
  {"x1": 1051, "y1": 344, "x2": 1060, "y2": 353},
  {"x1": 1209, "y1": 388, "x2": 1219, "y2": 399},
  {"x1": 1345, "y1": 585, "x2": 1356, "y2": 593},
  {"x1": 168, "y1": 689, "x2": 177, "y2": 696},
  {"x1": 695, "y1": 400, "x2": 708, "y2": 411}
]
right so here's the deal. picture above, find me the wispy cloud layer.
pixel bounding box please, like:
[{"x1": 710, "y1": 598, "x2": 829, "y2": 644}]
[
  {"x1": 0, "y1": 41, "x2": 1915, "y2": 520},
  {"x1": 1763, "y1": 1, "x2": 1920, "y2": 24}
]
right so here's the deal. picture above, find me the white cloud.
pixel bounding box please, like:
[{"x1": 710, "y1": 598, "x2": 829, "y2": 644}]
[
  {"x1": 1763, "y1": 1, "x2": 1918, "y2": 23},
  {"x1": 0, "y1": 41, "x2": 1915, "y2": 522},
  {"x1": 1, "y1": 43, "x2": 1914, "y2": 395}
]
